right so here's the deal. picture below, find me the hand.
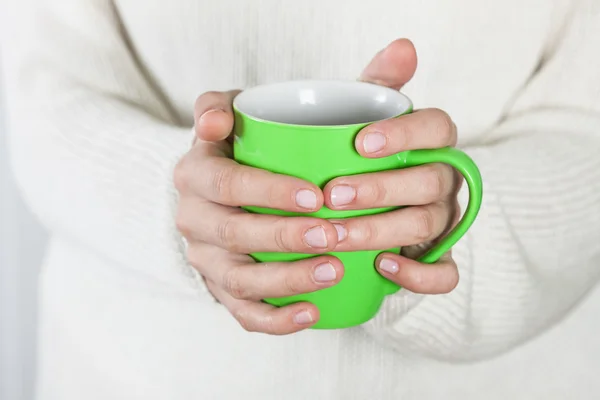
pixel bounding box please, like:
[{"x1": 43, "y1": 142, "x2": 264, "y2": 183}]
[
  {"x1": 323, "y1": 39, "x2": 462, "y2": 294},
  {"x1": 174, "y1": 91, "x2": 345, "y2": 335},
  {"x1": 175, "y1": 39, "x2": 461, "y2": 337}
]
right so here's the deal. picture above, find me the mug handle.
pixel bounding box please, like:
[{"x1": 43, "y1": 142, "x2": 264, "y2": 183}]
[{"x1": 399, "y1": 147, "x2": 483, "y2": 263}]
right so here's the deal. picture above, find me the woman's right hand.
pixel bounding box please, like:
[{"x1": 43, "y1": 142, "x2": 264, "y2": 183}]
[{"x1": 174, "y1": 90, "x2": 345, "y2": 334}]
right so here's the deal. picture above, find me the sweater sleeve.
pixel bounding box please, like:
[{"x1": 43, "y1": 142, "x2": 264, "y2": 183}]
[
  {"x1": 0, "y1": 0, "x2": 206, "y2": 293},
  {"x1": 364, "y1": 0, "x2": 600, "y2": 361}
]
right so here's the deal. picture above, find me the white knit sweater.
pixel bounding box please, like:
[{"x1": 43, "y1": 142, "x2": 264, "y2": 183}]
[{"x1": 2, "y1": 0, "x2": 600, "y2": 399}]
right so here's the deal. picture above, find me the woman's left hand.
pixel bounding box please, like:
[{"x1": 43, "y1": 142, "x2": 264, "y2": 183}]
[{"x1": 326, "y1": 39, "x2": 462, "y2": 294}]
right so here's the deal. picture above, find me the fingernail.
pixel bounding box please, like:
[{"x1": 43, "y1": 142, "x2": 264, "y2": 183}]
[
  {"x1": 314, "y1": 262, "x2": 337, "y2": 282},
  {"x1": 199, "y1": 108, "x2": 225, "y2": 123},
  {"x1": 304, "y1": 226, "x2": 328, "y2": 248},
  {"x1": 379, "y1": 258, "x2": 399, "y2": 274},
  {"x1": 294, "y1": 310, "x2": 314, "y2": 325},
  {"x1": 330, "y1": 185, "x2": 356, "y2": 206},
  {"x1": 296, "y1": 189, "x2": 317, "y2": 209},
  {"x1": 363, "y1": 132, "x2": 386, "y2": 153},
  {"x1": 333, "y1": 224, "x2": 347, "y2": 242}
]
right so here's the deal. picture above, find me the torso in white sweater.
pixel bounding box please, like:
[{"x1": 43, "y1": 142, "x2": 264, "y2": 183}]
[{"x1": 2, "y1": 0, "x2": 600, "y2": 399}]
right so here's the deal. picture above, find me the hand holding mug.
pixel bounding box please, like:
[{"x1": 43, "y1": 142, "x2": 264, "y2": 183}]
[
  {"x1": 174, "y1": 39, "x2": 482, "y2": 333},
  {"x1": 331, "y1": 39, "x2": 463, "y2": 291},
  {"x1": 175, "y1": 90, "x2": 342, "y2": 335}
]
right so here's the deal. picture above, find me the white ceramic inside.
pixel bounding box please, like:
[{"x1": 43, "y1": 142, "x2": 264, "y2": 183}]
[{"x1": 233, "y1": 80, "x2": 412, "y2": 126}]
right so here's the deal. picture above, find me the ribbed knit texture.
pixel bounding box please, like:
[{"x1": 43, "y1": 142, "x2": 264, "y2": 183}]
[{"x1": 1, "y1": 0, "x2": 600, "y2": 399}]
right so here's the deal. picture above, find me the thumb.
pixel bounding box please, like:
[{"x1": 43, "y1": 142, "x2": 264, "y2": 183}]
[
  {"x1": 193, "y1": 89, "x2": 241, "y2": 142},
  {"x1": 360, "y1": 38, "x2": 418, "y2": 90}
]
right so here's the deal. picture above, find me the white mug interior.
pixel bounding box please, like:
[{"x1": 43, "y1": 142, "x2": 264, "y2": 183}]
[{"x1": 233, "y1": 80, "x2": 412, "y2": 126}]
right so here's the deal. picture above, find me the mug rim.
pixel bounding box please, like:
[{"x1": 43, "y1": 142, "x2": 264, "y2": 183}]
[{"x1": 232, "y1": 79, "x2": 413, "y2": 128}]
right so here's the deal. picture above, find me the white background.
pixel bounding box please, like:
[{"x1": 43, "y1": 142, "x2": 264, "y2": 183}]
[{"x1": 0, "y1": 67, "x2": 46, "y2": 400}]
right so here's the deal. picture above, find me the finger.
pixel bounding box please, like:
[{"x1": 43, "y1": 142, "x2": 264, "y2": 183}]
[
  {"x1": 331, "y1": 202, "x2": 453, "y2": 251},
  {"x1": 194, "y1": 90, "x2": 241, "y2": 142},
  {"x1": 174, "y1": 149, "x2": 323, "y2": 211},
  {"x1": 375, "y1": 252, "x2": 459, "y2": 294},
  {"x1": 324, "y1": 163, "x2": 456, "y2": 210},
  {"x1": 400, "y1": 199, "x2": 462, "y2": 260},
  {"x1": 190, "y1": 248, "x2": 343, "y2": 300},
  {"x1": 205, "y1": 280, "x2": 320, "y2": 335},
  {"x1": 359, "y1": 38, "x2": 418, "y2": 90},
  {"x1": 356, "y1": 108, "x2": 458, "y2": 157},
  {"x1": 177, "y1": 200, "x2": 341, "y2": 253}
]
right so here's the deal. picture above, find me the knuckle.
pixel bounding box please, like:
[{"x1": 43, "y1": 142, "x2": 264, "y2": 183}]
[
  {"x1": 222, "y1": 267, "x2": 249, "y2": 299},
  {"x1": 420, "y1": 164, "x2": 447, "y2": 201},
  {"x1": 273, "y1": 218, "x2": 296, "y2": 252},
  {"x1": 413, "y1": 207, "x2": 435, "y2": 242},
  {"x1": 233, "y1": 308, "x2": 255, "y2": 332},
  {"x1": 406, "y1": 266, "x2": 425, "y2": 287},
  {"x1": 453, "y1": 201, "x2": 462, "y2": 224},
  {"x1": 454, "y1": 171, "x2": 465, "y2": 193},
  {"x1": 359, "y1": 220, "x2": 379, "y2": 245},
  {"x1": 234, "y1": 308, "x2": 279, "y2": 335},
  {"x1": 185, "y1": 245, "x2": 202, "y2": 269},
  {"x1": 266, "y1": 179, "x2": 288, "y2": 208},
  {"x1": 196, "y1": 90, "x2": 221, "y2": 106},
  {"x1": 259, "y1": 313, "x2": 278, "y2": 335},
  {"x1": 203, "y1": 90, "x2": 221, "y2": 98},
  {"x1": 212, "y1": 163, "x2": 236, "y2": 202},
  {"x1": 443, "y1": 166, "x2": 458, "y2": 196},
  {"x1": 173, "y1": 157, "x2": 191, "y2": 193},
  {"x1": 282, "y1": 270, "x2": 305, "y2": 295},
  {"x1": 370, "y1": 178, "x2": 389, "y2": 205},
  {"x1": 441, "y1": 259, "x2": 460, "y2": 293},
  {"x1": 391, "y1": 120, "x2": 411, "y2": 149},
  {"x1": 236, "y1": 167, "x2": 255, "y2": 196},
  {"x1": 432, "y1": 109, "x2": 454, "y2": 144},
  {"x1": 444, "y1": 270, "x2": 460, "y2": 293},
  {"x1": 175, "y1": 208, "x2": 192, "y2": 238},
  {"x1": 217, "y1": 214, "x2": 240, "y2": 251},
  {"x1": 212, "y1": 162, "x2": 235, "y2": 200},
  {"x1": 212, "y1": 164, "x2": 251, "y2": 204}
]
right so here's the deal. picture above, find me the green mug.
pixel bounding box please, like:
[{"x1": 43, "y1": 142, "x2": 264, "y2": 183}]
[{"x1": 233, "y1": 80, "x2": 482, "y2": 329}]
